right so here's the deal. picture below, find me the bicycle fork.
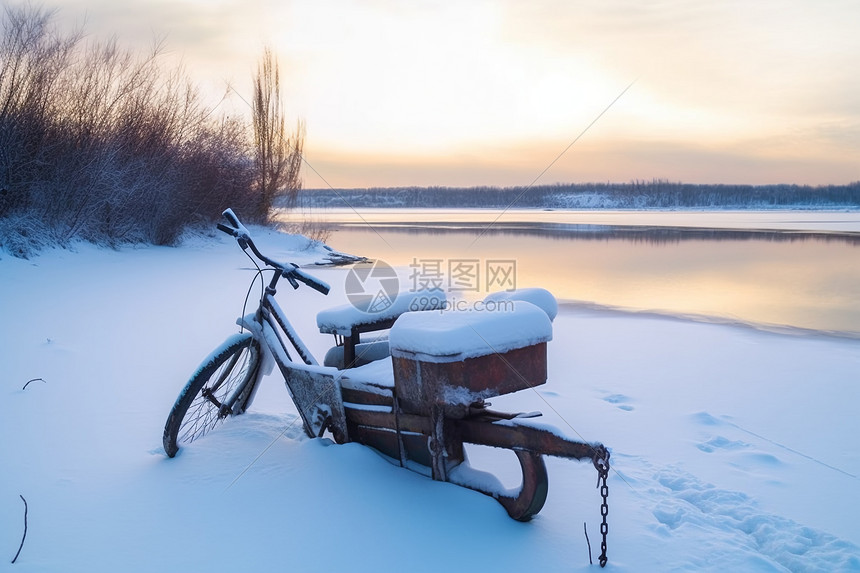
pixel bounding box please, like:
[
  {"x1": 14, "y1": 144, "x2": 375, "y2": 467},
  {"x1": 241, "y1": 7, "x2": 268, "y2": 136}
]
[{"x1": 200, "y1": 349, "x2": 246, "y2": 418}]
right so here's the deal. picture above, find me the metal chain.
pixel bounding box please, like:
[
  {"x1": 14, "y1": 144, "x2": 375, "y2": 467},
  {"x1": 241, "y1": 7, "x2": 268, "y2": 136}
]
[{"x1": 593, "y1": 446, "x2": 610, "y2": 568}]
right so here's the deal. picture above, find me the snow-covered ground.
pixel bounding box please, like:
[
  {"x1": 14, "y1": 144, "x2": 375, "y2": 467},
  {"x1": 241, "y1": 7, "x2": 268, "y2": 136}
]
[{"x1": 2, "y1": 227, "x2": 858, "y2": 572}]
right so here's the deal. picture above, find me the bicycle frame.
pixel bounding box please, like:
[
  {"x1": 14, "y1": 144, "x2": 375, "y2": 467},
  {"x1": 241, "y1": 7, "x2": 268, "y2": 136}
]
[
  {"x1": 238, "y1": 268, "x2": 348, "y2": 442},
  {"x1": 211, "y1": 207, "x2": 346, "y2": 440}
]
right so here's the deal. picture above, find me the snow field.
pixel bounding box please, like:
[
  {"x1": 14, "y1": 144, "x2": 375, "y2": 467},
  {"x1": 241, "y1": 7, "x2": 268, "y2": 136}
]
[{"x1": 2, "y1": 228, "x2": 858, "y2": 572}]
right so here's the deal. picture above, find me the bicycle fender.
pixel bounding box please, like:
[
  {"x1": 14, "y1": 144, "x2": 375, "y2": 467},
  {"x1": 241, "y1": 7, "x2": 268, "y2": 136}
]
[{"x1": 236, "y1": 314, "x2": 275, "y2": 376}]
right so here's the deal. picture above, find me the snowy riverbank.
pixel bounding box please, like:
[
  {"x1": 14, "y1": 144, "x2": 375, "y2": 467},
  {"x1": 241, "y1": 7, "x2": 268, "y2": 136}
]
[{"x1": 2, "y1": 229, "x2": 858, "y2": 572}]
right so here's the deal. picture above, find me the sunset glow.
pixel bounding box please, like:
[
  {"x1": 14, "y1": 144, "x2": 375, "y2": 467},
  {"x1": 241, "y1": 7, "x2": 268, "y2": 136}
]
[{"x1": 43, "y1": 0, "x2": 860, "y2": 187}]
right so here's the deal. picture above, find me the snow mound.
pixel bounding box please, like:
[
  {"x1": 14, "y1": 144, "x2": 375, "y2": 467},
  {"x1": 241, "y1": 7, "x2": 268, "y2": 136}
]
[{"x1": 484, "y1": 287, "x2": 558, "y2": 322}]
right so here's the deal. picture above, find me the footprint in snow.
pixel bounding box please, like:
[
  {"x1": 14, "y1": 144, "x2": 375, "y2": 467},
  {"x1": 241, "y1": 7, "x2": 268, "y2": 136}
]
[
  {"x1": 650, "y1": 466, "x2": 858, "y2": 571},
  {"x1": 603, "y1": 393, "x2": 634, "y2": 411},
  {"x1": 697, "y1": 435, "x2": 749, "y2": 453},
  {"x1": 691, "y1": 411, "x2": 725, "y2": 426},
  {"x1": 735, "y1": 452, "x2": 783, "y2": 467},
  {"x1": 692, "y1": 414, "x2": 785, "y2": 467}
]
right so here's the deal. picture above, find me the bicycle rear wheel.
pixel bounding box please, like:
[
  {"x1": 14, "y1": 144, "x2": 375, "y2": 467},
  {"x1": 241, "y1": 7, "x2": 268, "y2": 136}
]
[{"x1": 163, "y1": 333, "x2": 261, "y2": 458}]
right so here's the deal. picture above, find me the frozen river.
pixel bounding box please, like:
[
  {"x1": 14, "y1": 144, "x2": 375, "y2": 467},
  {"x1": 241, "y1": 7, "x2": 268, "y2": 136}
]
[{"x1": 277, "y1": 208, "x2": 860, "y2": 336}]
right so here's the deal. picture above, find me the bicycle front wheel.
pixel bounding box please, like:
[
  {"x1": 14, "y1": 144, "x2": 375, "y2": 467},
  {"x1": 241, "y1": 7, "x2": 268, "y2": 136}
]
[{"x1": 163, "y1": 333, "x2": 262, "y2": 458}]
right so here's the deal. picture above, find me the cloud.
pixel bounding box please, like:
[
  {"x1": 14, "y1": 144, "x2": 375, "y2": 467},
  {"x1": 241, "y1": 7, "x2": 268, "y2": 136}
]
[
  {"x1": 14, "y1": 0, "x2": 859, "y2": 186},
  {"x1": 44, "y1": 0, "x2": 266, "y2": 91},
  {"x1": 304, "y1": 134, "x2": 859, "y2": 188},
  {"x1": 501, "y1": 1, "x2": 860, "y2": 118}
]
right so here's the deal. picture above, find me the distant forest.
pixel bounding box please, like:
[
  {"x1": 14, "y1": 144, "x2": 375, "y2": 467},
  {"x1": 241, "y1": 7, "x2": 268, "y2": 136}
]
[{"x1": 297, "y1": 180, "x2": 860, "y2": 210}]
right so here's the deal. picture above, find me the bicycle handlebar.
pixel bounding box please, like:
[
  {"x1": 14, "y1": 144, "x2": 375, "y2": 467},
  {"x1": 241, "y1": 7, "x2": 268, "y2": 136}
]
[
  {"x1": 290, "y1": 266, "x2": 330, "y2": 295},
  {"x1": 221, "y1": 208, "x2": 249, "y2": 236},
  {"x1": 218, "y1": 209, "x2": 330, "y2": 295},
  {"x1": 216, "y1": 222, "x2": 238, "y2": 237}
]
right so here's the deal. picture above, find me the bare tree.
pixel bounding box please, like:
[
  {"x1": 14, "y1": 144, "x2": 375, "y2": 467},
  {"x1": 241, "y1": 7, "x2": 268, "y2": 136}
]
[{"x1": 252, "y1": 47, "x2": 304, "y2": 221}]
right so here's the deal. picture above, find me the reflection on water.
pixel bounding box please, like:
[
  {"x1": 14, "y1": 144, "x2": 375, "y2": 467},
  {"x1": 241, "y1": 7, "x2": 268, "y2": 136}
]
[
  {"x1": 288, "y1": 210, "x2": 860, "y2": 336},
  {"x1": 335, "y1": 221, "x2": 860, "y2": 246}
]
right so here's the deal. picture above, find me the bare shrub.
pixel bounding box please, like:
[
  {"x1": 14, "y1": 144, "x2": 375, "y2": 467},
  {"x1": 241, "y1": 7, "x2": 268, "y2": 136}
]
[
  {"x1": 0, "y1": 5, "x2": 308, "y2": 256},
  {"x1": 0, "y1": 210, "x2": 51, "y2": 258},
  {"x1": 274, "y1": 213, "x2": 332, "y2": 244},
  {"x1": 0, "y1": 6, "x2": 81, "y2": 216}
]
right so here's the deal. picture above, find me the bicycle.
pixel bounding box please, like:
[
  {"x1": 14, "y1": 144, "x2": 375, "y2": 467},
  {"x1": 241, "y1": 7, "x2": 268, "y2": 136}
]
[
  {"x1": 163, "y1": 208, "x2": 611, "y2": 566},
  {"x1": 162, "y1": 208, "x2": 341, "y2": 458}
]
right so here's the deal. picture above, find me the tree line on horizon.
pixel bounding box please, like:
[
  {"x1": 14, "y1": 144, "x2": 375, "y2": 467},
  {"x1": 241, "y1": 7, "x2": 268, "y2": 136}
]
[
  {"x1": 0, "y1": 5, "x2": 303, "y2": 258},
  {"x1": 296, "y1": 179, "x2": 860, "y2": 210}
]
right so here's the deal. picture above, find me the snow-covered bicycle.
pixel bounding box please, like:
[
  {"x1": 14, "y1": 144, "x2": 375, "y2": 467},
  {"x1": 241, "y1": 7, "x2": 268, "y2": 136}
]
[
  {"x1": 163, "y1": 208, "x2": 611, "y2": 566},
  {"x1": 162, "y1": 208, "x2": 342, "y2": 457}
]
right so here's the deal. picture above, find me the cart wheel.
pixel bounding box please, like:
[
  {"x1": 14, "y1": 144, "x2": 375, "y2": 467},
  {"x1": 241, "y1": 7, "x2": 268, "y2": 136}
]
[{"x1": 496, "y1": 451, "x2": 549, "y2": 521}]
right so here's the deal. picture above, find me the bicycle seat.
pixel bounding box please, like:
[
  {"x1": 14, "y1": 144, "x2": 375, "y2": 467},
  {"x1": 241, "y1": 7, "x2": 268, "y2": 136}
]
[
  {"x1": 316, "y1": 289, "x2": 447, "y2": 336},
  {"x1": 318, "y1": 289, "x2": 447, "y2": 370}
]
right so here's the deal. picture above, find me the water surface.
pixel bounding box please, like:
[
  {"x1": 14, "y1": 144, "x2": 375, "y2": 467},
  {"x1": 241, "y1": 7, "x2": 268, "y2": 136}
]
[{"x1": 281, "y1": 209, "x2": 860, "y2": 336}]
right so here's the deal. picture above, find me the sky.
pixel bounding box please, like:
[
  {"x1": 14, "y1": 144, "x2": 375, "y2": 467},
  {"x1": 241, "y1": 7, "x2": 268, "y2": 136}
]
[{"x1": 22, "y1": 0, "x2": 860, "y2": 188}]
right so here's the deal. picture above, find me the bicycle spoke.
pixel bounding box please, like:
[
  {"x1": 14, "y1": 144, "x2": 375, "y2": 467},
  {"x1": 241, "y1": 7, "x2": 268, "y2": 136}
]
[
  {"x1": 208, "y1": 351, "x2": 242, "y2": 394},
  {"x1": 165, "y1": 338, "x2": 260, "y2": 454}
]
